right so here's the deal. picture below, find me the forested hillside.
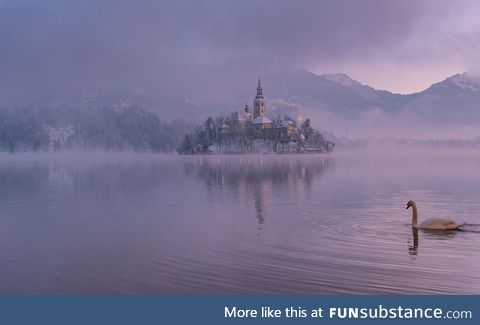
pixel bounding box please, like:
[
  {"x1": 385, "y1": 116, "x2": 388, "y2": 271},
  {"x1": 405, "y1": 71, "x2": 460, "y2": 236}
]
[{"x1": 0, "y1": 105, "x2": 189, "y2": 152}]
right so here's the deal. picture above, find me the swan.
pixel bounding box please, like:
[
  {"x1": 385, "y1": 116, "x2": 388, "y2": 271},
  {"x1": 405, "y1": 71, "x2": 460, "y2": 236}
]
[{"x1": 406, "y1": 200, "x2": 464, "y2": 230}]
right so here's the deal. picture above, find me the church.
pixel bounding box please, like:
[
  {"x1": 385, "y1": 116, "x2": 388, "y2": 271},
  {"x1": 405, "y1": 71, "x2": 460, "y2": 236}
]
[
  {"x1": 234, "y1": 78, "x2": 294, "y2": 137},
  {"x1": 179, "y1": 77, "x2": 332, "y2": 154},
  {"x1": 252, "y1": 78, "x2": 273, "y2": 129}
]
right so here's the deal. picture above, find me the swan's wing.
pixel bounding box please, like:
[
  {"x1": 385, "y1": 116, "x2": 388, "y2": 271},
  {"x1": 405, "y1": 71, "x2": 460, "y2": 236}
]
[
  {"x1": 445, "y1": 222, "x2": 465, "y2": 230},
  {"x1": 420, "y1": 218, "x2": 451, "y2": 225},
  {"x1": 420, "y1": 218, "x2": 461, "y2": 229},
  {"x1": 448, "y1": 222, "x2": 466, "y2": 230}
]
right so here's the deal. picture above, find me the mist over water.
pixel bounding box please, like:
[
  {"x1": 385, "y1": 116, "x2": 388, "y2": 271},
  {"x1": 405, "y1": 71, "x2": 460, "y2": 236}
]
[
  {"x1": 0, "y1": 151, "x2": 479, "y2": 294},
  {"x1": 2, "y1": 0, "x2": 480, "y2": 296}
]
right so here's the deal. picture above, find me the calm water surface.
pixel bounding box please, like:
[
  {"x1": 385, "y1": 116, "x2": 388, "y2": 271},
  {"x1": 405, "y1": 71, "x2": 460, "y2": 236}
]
[{"x1": 0, "y1": 151, "x2": 479, "y2": 294}]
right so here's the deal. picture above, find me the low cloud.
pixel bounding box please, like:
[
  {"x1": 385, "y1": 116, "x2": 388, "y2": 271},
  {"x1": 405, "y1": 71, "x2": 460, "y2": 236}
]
[{"x1": 1, "y1": 0, "x2": 480, "y2": 102}]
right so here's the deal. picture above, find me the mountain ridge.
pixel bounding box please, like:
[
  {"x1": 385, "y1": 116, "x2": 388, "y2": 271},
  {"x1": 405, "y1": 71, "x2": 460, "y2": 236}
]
[{"x1": 5, "y1": 65, "x2": 479, "y2": 138}]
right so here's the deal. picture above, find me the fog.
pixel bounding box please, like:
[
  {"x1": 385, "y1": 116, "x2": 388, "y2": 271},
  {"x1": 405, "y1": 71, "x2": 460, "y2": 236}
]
[
  {"x1": 1, "y1": 0, "x2": 480, "y2": 143},
  {"x1": 305, "y1": 106, "x2": 480, "y2": 141},
  {"x1": 1, "y1": 0, "x2": 480, "y2": 97}
]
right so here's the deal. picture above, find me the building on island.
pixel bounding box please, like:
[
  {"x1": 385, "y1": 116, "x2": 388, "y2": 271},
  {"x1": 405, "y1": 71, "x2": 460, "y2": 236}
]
[
  {"x1": 252, "y1": 78, "x2": 273, "y2": 129},
  {"x1": 253, "y1": 115, "x2": 273, "y2": 129},
  {"x1": 234, "y1": 78, "x2": 292, "y2": 133},
  {"x1": 276, "y1": 119, "x2": 295, "y2": 137},
  {"x1": 233, "y1": 104, "x2": 252, "y2": 126},
  {"x1": 178, "y1": 77, "x2": 334, "y2": 154},
  {"x1": 253, "y1": 78, "x2": 265, "y2": 119}
]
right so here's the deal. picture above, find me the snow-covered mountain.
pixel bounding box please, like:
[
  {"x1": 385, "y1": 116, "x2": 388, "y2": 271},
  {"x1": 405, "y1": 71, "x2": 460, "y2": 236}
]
[
  {"x1": 20, "y1": 65, "x2": 480, "y2": 139},
  {"x1": 148, "y1": 65, "x2": 480, "y2": 136},
  {"x1": 140, "y1": 64, "x2": 409, "y2": 120},
  {"x1": 322, "y1": 73, "x2": 363, "y2": 88},
  {"x1": 401, "y1": 72, "x2": 480, "y2": 126},
  {"x1": 426, "y1": 73, "x2": 480, "y2": 93}
]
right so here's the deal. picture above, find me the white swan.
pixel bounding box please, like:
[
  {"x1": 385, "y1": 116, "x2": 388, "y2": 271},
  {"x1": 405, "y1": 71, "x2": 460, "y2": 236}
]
[{"x1": 406, "y1": 200, "x2": 464, "y2": 230}]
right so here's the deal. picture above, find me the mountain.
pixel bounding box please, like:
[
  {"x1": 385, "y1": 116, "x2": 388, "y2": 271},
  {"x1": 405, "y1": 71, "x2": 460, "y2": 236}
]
[
  {"x1": 141, "y1": 65, "x2": 480, "y2": 138},
  {"x1": 0, "y1": 104, "x2": 191, "y2": 153},
  {"x1": 4, "y1": 65, "x2": 480, "y2": 139},
  {"x1": 102, "y1": 64, "x2": 409, "y2": 121},
  {"x1": 426, "y1": 73, "x2": 480, "y2": 93},
  {"x1": 402, "y1": 73, "x2": 480, "y2": 125}
]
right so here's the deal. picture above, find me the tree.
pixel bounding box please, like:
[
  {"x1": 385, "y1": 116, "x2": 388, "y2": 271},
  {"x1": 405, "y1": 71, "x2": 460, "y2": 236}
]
[
  {"x1": 301, "y1": 118, "x2": 313, "y2": 140},
  {"x1": 180, "y1": 134, "x2": 193, "y2": 154},
  {"x1": 204, "y1": 116, "x2": 216, "y2": 141}
]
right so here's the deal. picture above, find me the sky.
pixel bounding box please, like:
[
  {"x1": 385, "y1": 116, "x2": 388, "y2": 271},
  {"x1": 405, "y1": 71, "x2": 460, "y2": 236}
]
[{"x1": 1, "y1": 0, "x2": 480, "y2": 100}]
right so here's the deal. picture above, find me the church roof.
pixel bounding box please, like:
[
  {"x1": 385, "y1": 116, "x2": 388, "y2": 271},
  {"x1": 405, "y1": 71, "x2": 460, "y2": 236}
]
[
  {"x1": 277, "y1": 120, "x2": 294, "y2": 128},
  {"x1": 255, "y1": 77, "x2": 264, "y2": 99},
  {"x1": 253, "y1": 116, "x2": 272, "y2": 124}
]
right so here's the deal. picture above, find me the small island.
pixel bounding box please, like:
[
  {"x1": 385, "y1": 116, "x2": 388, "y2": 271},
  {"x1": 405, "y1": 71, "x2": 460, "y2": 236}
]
[{"x1": 178, "y1": 79, "x2": 334, "y2": 154}]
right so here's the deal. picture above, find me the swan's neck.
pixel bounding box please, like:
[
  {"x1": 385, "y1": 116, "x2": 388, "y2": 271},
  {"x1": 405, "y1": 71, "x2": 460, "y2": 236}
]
[{"x1": 411, "y1": 203, "x2": 418, "y2": 228}]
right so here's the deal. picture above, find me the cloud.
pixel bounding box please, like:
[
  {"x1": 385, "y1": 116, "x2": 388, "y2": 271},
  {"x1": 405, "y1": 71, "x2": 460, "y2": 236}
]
[
  {"x1": 269, "y1": 98, "x2": 303, "y2": 110},
  {"x1": 0, "y1": 0, "x2": 480, "y2": 101}
]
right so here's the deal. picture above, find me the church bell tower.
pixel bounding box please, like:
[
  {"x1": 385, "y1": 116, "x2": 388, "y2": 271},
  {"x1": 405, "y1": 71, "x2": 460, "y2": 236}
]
[{"x1": 253, "y1": 77, "x2": 266, "y2": 119}]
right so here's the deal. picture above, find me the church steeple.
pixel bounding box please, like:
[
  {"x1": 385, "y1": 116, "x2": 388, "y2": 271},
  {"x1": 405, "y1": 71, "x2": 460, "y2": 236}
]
[
  {"x1": 253, "y1": 77, "x2": 266, "y2": 119},
  {"x1": 256, "y1": 77, "x2": 263, "y2": 98}
]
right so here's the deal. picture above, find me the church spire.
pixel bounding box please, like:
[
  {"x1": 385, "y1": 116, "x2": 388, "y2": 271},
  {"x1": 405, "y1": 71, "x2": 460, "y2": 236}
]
[
  {"x1": 256, "y1": 77, "x2": 263, "y2": 98},
  {"x1": 253, "y1": 77, "x2": 266, "y2": 119}
]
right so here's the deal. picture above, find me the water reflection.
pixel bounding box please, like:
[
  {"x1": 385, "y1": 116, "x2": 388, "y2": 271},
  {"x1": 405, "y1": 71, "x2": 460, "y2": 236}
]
[
  {"x1": 1, "y1": 153, "x2": 480, "y2": 294},
  {"x1": 423, "y1": 229, "x2": 460, "y2": 239},
  {"x1": 408, "y1": 228, "x2": 419, "y2": 256},
  {"x1": 408, "y1": 227, "x2": 460, "y2": 256},
  {"x1": 253, "y1": 181, "x2": 266, "y2": 227},
  {"x1": 183, "y1": 156, "x2": 332, "y2": 228}
]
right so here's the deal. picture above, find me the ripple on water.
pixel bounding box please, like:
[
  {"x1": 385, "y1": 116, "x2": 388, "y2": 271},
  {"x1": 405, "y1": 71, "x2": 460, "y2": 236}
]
[{"x1": 1, "y1": 153, "x2": 480, "y2": 294}]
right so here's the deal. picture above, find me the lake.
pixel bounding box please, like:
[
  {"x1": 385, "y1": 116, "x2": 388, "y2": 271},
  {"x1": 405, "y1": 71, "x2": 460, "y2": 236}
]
[{"x1": 0, "y1": 150, "x2": 479, "y2": 294}]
